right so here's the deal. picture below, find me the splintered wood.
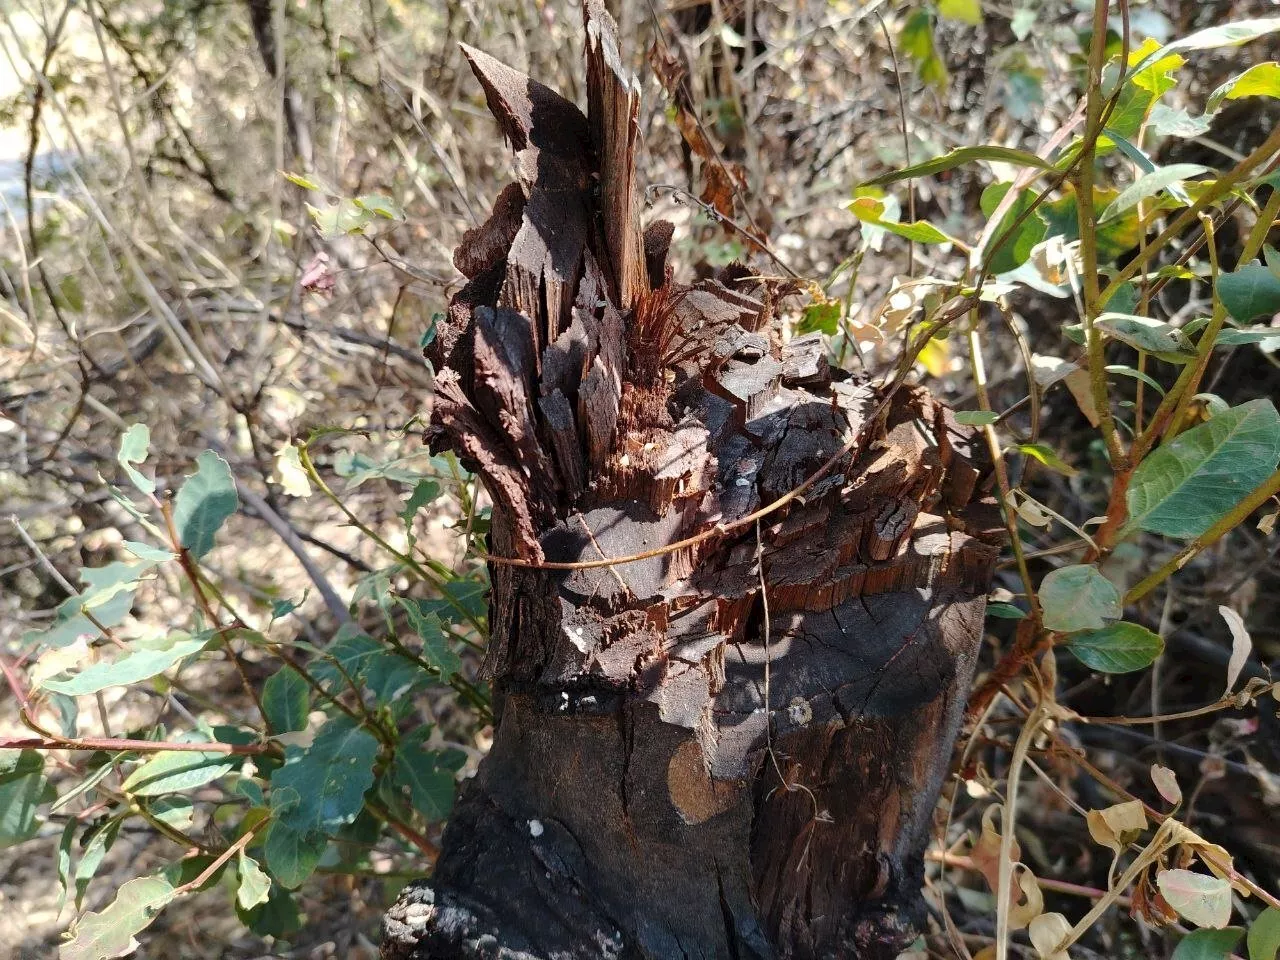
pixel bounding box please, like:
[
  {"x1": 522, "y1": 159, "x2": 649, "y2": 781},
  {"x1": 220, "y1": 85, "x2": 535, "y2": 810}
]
[{"x1": 385, "y1": 4, "x2": 1003, "y2": 959}]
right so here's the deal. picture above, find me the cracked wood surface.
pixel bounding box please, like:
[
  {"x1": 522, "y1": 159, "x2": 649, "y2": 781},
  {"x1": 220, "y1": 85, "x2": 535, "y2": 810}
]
[{"x1": 384, "y1": 5, "x2": 1002, "y2": 959}]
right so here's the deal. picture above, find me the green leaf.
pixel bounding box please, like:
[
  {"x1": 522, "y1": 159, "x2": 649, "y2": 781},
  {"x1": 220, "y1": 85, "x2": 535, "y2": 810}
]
[
  {"x1": 1013, "y1": 441, "x2": 1076, "y2": 476},
  {"x1": 1125, "y1": 399, "x2": 1280, "y2": 539},
  {"x1": 1249, "y1": 907, "x2": 1280, "y2": 960},
  {"x1": 236, "y1": 882, "x2": 301, "y2": 938},
  {"x1": 1158, "y1": 868, "x2": 1234, "y2": 929},
  {"x1": 354, "y1": 194, "x2": 405, "y2": 220},
  {"x1": 173, "y1": 451, "x2": 238, "y2": 560},
  {"x1": 1001, "y1": 69, "x2": 1044, "y2": 122},
  {"x1": 955, "y1": 410, "x2": 999, "y2": 426},
  {"x1": 236, "y1": 852, "x2": 273, "y2": 911},
  {"x1": 262, "y1": 812, "x2": 326, "y2": 890},
  {"x1": 56, "y1": 274, "x2": 85, "y2": 313},
  {"x1": 60, "y1": 874, "x2": 176, "y2": 960},
  {"x1": 117, "y1": 423, "x2": 155, "y2": 495},
  {"x1": 148, "y1": 797, "x2": 194, "y2": 829},
  {"x1": 40, "y1": 633, "x2": 209, "y2": 696},
  {"x1": 1105, "y1": 128, "x2": 1158, "y2": 175},
  {"x1": 334, "y1": 450, "x2": 436, "y2": 487},
  {"x1": 266, "y1": 715, "x2": 379, "y2": 888},
  {"x1": 1147, "y1": 104, "x2": 1213, "y2": 139},
  {"x1": 308, "y1": 622, "x2": 430, "y2": 701},
  {"x1": 262, "y1": 667, "x2": 310, "y2": 734},
  {"x1": 900, "y1": 9, "x2": 947, "y2": 89},
  {"x1": 986, "y1": 602, "x2": 1027, "y2": 620},
  {"x1": 1208, "y1": 62, "x2": 1280, "y2": 111},
  {"x1": 80, "y1": 561, "x2": 152, "y2": 611},
  {"x1": 122, "y1": 741, "x2": 236, "y2": 796},
  {"x1": 0, "y1": 750, "x2": 53, "y2": 847},
  {"x1": 1162, "y1": 18, "x2": 1280, "y2": 56},
  {"x1": 74, "y1": 818, "x2": 121, "y2": 909},
  {"x1": 1106, "y1": 364, "x2": 1167, "y2": 396},
  {"x1": 282, "y1": 170, "x2": 334, "y2": 193},
  {"x1": 1215, "y1": 326, "x2": 1280, "y2": 348},
  {"x1": 310, "y1": 625, "x2": 383, "y2": 693},
  {"x1": 862, "y1": 145, "x2": 1053, "y2": 187},
  {"x1": 236, "y1": 883, "x2": 301, "y2": 938},
  {"x1": 307, "y1": 198, "x2": 373, "y2": 239},
  {"x1": 24, "y1": 562, "x2": 145, "y2": 649},
  {"x1": 981, "y1": 181, "x2": 1046, "y2": 274},
  {"x1": 799, "y1": 301, "x2": 841, "y2": 336},
  {"x1": 1173, "y1": 927, "x2": 1245, "y2": 960},
  {"x1": 1100, "y1": 164, "x2": 1209, "y2": 223},
  {"x1": 56, "y1": 819, "x2": 76, "y2": 912},
  {"x1": 398, "y1": 598, "x2": 463, "y2": 676},
  {"x1": 848, "y1": 195, "x2": 961, "y2": 246},
  {"x1": 400, "y1": 479, "x2": 441, "y2": 547},
  {"x1": 392, "y1": 738, "x2": 465, "y2": 821},
  {"x1": 1096, "y1": 313, "x2": 1196, "y2": 361},
  {"x1": 1067, "y1": 622, "x2": 1164, "y2": 674},
  {"x1": 1042, "y1": 186, "x2": 1140, "y2": 265},
  {"x1": 1127, "y1": 38, "x2": 1184, "y2": 96},
  {"x1": 1039, "y1": 564, "x2": 1121, "y2": 633},
  {"x1": 1218, "y1": 264, "x2": 1280, "y2": 323},
  {"x1": 938, "y1": 0, "x2": 981, "y2": 25},
  {"x1": 121, "y1": 540, "x2": 176, "y2": 563}
]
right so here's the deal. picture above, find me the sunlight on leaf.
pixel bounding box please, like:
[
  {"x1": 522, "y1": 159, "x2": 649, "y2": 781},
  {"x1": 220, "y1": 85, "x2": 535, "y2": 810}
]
[
  {"x1": 1066, "y1": 622, "x2": 1164, "y2": 674},
  {"x1": 1157, "y1": 869, "x2": 1233, "y2": 929}
]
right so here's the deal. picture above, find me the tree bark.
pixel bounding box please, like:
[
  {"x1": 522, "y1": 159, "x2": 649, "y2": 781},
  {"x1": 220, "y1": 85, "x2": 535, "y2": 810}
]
[{"x1": 383, "y1": 6, "x2": 1003, "y2": 958}]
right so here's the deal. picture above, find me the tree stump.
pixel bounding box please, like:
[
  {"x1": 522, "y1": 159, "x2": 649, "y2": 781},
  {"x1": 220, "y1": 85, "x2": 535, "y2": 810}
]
[{"x1": 383, "y1": 6, "x2": 1003, "y2": 958}]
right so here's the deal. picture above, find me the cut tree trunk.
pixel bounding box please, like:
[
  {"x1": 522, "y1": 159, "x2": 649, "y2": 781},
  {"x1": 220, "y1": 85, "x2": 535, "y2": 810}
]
[{"x1": 383, "y1": 6, "x2": 1003, "y2": 958}]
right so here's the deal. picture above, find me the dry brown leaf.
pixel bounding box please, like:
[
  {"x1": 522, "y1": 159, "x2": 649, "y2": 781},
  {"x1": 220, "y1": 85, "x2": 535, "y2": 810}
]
[
  {"x1": 1086, "y1": 799, "x2": 1147, "y2": 854},
  {"x1": 1010, "y1": 863, "x2": 1046, "y2": 930},
  {"x1": 1218, "y1": 605, "x2": 1253, "y2": 698}
]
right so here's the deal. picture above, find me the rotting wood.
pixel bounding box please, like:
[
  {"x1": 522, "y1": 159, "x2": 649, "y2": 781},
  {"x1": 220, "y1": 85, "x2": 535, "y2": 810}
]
[{"x1": 383, "y1": 5, "x2": 1003, "y2": 958}]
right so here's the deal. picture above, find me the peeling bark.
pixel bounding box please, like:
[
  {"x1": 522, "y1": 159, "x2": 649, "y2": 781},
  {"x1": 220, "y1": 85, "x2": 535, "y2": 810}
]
[{"x1": 383, "y1": 6, "x2": 1003, "y2": 958}]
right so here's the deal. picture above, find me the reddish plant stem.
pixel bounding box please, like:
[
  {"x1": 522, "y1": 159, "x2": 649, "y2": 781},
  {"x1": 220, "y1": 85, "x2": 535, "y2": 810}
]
[{"x1": 0, "y1": 734, "x2": 269, "y2": 755}]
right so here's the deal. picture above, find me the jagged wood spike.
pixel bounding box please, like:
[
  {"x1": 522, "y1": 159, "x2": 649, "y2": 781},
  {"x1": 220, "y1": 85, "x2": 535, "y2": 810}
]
[{"x1": 583, "y1": 0, "x2": 647, "y2": 307}]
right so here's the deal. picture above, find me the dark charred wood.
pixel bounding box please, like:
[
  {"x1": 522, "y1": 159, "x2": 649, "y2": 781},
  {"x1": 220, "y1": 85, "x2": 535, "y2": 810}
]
[{"x1": 391, "y1": 6, "x2": 1002, "y2": 959}]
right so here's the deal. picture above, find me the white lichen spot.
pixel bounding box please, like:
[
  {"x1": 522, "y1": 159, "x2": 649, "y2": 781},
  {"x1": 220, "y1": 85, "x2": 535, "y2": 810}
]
[
  {"x1": 565, "y1": 624, "x2": 590, "y2": 653},
  {"x1": 787, "y1": 696, "x2": 813, "y2": 726},
  {"x1": 528, "y1": 819, "x2": 544, "y2": 837}
]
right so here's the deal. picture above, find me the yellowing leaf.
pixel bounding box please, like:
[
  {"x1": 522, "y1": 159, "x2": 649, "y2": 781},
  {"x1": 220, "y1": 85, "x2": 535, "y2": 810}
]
[
  {"x1": 848, "y1": 195, "x2": 963, "y2": 246},
  {"x1": 1157, "y1": 869, "x2": 1233, "y2": 929},
  {"x1": 274, "y1": 443, "x2": 312, "y2": 498},
  {"x1": 917, "y1": 337, "x2": 951, "y2": 377},
  {"x1": 938, "y1": 0, "x2": 982, "y2": 26},
  {"x1": 1014, "y1": 442, "x2": 1077, "y2": 476},
  {"x1": 1208, "y1": 62, "x2": 1280, "y2": 111}
]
